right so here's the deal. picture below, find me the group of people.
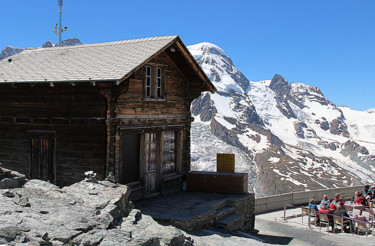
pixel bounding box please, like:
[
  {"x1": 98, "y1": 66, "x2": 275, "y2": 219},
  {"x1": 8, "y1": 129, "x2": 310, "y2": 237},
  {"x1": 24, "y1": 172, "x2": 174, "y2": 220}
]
[
  {"x1": 354, "y1": 185, "x2": 375, "y2": 206},
  {"x1": 308, "y1": 193, "x2": 350, "y2": 231},
  {"x1": 308, "y1": 193, "x2": 344, "y2": 212},
  {"x1": 306, "y1": 185, "x2": 375, "y2": 232}
]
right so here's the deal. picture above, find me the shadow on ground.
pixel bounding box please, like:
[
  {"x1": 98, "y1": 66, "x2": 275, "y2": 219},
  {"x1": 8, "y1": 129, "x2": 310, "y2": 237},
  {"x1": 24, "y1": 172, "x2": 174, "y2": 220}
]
[{"x1": 256, "y1": 233, "x2": 294, "y2": 245}]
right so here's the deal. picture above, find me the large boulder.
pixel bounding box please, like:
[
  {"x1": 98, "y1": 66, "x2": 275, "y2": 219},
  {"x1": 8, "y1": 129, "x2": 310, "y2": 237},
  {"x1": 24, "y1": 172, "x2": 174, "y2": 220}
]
[
  {"x1": 0, "y1": 167, "x2": 26, "y2": 189},
  {"x1": 0, "y1": 175, "x2": 194, "y2": 245},
  {"x1": 0, "y1": 178, "x2": 131, "y2": 245}
]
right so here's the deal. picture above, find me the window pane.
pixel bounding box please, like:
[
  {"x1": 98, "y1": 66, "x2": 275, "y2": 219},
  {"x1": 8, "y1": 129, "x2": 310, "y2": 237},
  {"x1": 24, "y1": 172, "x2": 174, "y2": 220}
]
[
  {"x1": 145, "y1": 66, "x2": 151, "y2": 97},
  {"x1": 163, "y1": 131, "x2": 176, "y2": 174},
  {"x1": 156, "y1": 68, "x2": 162, "y2": 98},
  {"x1": 145, "y1": 133, "x2": 157, "y2": 171},
  {"x1": 157, "y1": 67, "x2": 161, "y2": 77}
]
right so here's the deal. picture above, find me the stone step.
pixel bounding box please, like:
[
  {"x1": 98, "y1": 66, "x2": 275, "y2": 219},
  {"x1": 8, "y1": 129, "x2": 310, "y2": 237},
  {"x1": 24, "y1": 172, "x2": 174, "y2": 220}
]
[
  {"x1": 215, "y1": 206, "x2": 236, "y2": 221},
  {"x1": 209, "y1": 199, "x2": 227, "y2": 210},
  {"x1": 216, "y1": 213, "x2": 245, "y2": 231}
]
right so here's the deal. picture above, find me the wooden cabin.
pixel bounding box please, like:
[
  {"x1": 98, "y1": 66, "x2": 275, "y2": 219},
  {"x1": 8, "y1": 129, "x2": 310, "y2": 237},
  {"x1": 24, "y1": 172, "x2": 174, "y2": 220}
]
[{"x1": 0, "y1": 36, "x2": 215, "y2": 200}]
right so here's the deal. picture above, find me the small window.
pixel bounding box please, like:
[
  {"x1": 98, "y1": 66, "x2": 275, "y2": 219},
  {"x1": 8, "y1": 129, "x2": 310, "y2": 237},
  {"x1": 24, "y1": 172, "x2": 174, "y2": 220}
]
[
  {"x1": 162, "y1": 131, "x2": 176, "y2": 174},
  {"x1": 144, "y1": 65, "x2": 164, "y2": 99},
  {"x1": 156, "y1": 67, "x2": 163, "y2": 98},
  {"x1": 145, "y1": 132, "x2": 157, "y2": 171},
  {"x1": 145, "y1": 66, "x2": 152, "y2": 97}
]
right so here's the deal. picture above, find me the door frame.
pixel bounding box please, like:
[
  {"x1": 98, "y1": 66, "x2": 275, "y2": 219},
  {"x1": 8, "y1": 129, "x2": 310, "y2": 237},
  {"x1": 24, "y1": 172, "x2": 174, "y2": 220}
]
[
  {"x1": 27, "y1": 130, "x2": 56, "y2": 183},
  {"x1": 119, "y1": 129, "x2": 142, "y2": 185}
]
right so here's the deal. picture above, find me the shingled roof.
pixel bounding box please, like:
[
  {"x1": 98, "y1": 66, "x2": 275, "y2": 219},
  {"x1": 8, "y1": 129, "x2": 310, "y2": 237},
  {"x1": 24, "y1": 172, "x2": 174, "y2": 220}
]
[{"x1": 0, "y1": 36, "x2": 215, "y2": 92}]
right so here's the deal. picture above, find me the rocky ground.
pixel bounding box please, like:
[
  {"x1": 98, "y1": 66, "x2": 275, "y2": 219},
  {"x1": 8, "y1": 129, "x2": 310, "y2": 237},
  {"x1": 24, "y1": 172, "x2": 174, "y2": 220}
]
[{"x1": 0, "y1": 167, "x2": 193, "y2": 246}]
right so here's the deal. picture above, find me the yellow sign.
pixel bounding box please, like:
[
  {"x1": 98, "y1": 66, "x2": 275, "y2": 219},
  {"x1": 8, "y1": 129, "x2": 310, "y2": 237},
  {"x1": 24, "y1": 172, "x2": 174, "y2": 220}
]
[{"x1": 217, "y1": 153, "x2": 235, "y2": 173}]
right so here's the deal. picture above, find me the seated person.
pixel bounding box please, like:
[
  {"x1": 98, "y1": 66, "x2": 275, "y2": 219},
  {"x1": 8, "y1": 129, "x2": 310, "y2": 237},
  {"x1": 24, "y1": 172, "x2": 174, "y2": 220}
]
[
  {"x1": 320, "y1": 194, "x2": 330, "y2": 208},
  {"x1": 319, "y1": 202, "x2": 334, "y2": 229},
  {"x1": 308, "y1": 198, "x2": 319, "y2": 212},
  {"x1": 370, "y1": 185, "x2": 375, "y2": 199},
  {"x1": 363, "y1": 185, "x2": 371, "y2": 195},
  {"x1": 355, "y1": 192, "x2": 369, "y2": 206},
  {"x1": 330, "y1": 193, "x2": 344, "y2": 207},
  {"x1": 333, "y1": 205, "x2": 352, "y2": 233},
  {"x1": 319, "y1": 203, "x2": 332, "y2": 214},
  {"x1": 365, "y1": 192, "x2": 372, "y2": 201}
]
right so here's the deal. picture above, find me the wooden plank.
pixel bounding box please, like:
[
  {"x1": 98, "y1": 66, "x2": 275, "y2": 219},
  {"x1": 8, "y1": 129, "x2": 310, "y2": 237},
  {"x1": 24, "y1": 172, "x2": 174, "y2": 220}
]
[{"x1": 187, "y1": 171, "x2": 248, "y2": 194}]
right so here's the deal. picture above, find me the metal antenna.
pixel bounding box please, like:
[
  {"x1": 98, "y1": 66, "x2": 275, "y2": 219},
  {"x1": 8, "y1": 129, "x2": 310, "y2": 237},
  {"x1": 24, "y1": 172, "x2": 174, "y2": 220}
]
[{"x1": 53, "y1": 0, "x2": 68, "y2": 46}]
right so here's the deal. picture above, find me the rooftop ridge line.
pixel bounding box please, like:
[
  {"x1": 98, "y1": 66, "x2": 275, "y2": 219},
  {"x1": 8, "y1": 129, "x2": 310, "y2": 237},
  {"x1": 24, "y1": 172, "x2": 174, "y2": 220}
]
[{"x1": 25, "y1": 35, "x2": 179, "y2": 53}]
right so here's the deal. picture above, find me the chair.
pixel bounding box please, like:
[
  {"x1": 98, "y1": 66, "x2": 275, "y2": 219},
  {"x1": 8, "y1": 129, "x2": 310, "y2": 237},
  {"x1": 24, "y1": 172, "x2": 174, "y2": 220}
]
[
  {"x1": 362, "y1": 211, "x2": 370, "y2": 221},
  {"x1": 355, "y1": 220, "x2": 371, "y2": 237},
  {"x1": 319, "y1": 213, "x2": 330, "y2": 232},
  {"x1": 310, "y1": 209, "x2": 318, "y2": 226},
  {"x1": 367, "y1": 208, "x2": 374, "y2": 219},
  {"x1": 301, "y1": 206, "x2": 309, "y2": 223},
  {"x1": 366, "y1": 209, "x2": 375, "y2": 228},
  {"x1": 333, "y1": 215, "x2": 350, "y2": 233}
]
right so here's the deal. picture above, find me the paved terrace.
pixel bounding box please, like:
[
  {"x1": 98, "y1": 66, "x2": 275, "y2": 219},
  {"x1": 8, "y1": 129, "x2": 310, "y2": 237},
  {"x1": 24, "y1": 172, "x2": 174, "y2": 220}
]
[
  {"x1": 182, "y1": 208, "x2": 374, "y2": 245},
  {"x1": 134, "y1": 187, "x2": 374, "y2": 245}
]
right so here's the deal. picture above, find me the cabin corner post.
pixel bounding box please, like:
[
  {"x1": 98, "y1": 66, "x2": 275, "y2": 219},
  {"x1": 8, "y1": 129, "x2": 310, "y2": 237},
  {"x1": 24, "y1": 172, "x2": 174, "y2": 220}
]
[
  {"x1": 182, "y1": 116, "x2": 194, "y2": 174},
  {"x1": 114, "y1": 124, "x2": 121, "y2": 183},
  {"x1": 101, "y1": 87, "x2": 117, "y2": 180}
]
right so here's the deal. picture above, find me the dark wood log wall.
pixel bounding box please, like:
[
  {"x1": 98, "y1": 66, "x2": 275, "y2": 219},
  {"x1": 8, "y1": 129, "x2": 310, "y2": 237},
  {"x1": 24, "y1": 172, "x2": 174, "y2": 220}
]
[
  {"x1": 114, "y1": 51, "x2": 195, "y2": 183},
  {"x1": 0, "y1": 84, "x2": 107, "y2": 185}
]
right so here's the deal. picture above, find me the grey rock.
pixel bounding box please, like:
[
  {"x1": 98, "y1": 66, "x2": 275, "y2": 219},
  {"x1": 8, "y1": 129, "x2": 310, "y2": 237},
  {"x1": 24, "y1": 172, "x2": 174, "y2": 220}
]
[
  {"x1": 269, "y1": 74, "x2": 289, "y2": 95},
  {"x1": 42, "y1": 41, "x2": 54, "y2": 48},
  {"x1": 294, "y1": 122, "x2": 307, "y2": 139},
  {"x1": 330, "y1": 118, "x2": 349, "y2": 137},
  {"x1": 0, "y1": 46, "x2": 24, "y2": 60},
  {"x1": 0, "y1": 226, "x2": 22, "y2": 243},
  {"x1": 320, "y1": 120, "x2": 330, "y2": 131},
  {"x1": 55, "y1": 38, "x2": 83, "y2": 47},
  {"x1": 0, "y1": 168, "x2": 26, "y2": 189},
  {"x1": 3, "y1": 190, "x2": 15, "y2": 198},
  {"x1": 14, "y1": 195, "x2": 30, "y2": 207}
]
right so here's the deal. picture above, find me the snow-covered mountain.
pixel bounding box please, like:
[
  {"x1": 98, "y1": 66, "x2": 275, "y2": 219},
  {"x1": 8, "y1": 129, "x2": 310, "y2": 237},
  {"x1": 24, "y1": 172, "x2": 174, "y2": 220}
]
[{"x1": 188, "y1": 42, "x2": 375, "y2": 197}]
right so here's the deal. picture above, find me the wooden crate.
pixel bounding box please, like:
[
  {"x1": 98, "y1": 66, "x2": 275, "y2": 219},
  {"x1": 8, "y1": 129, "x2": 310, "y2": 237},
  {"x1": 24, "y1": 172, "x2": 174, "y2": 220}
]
[{"x1": 187, "y1": 171, "x2": 248, "y2": 194}]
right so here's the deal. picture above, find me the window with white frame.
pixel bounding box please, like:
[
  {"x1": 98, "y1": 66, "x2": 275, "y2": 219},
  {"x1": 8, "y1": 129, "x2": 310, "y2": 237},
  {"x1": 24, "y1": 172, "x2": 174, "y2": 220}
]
[
  {"x1": 144, "y1": 65, "x2": 164, "y2": 99},
  {"x1": 145, "y1": 66, "x2": 152, "y2": 98}
]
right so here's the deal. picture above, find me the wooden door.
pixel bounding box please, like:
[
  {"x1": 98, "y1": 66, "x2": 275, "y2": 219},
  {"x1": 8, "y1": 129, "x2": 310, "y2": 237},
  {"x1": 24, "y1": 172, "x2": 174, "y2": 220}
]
[
  {"x1": 144, "y1": 132, "x2": 160, "y2": 195},
  {"x1": 30, "y1": 133, "x2": 55, "y2": 182},
  {"x1": 120, "y1": 133, "x2": 140, "y2": 184}
]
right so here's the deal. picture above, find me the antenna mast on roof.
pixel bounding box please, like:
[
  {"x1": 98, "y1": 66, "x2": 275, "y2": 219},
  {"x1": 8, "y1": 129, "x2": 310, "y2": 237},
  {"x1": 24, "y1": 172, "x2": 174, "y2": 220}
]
[{"x1": 53, "y1": 0, "x2": 68, "y2": 46}]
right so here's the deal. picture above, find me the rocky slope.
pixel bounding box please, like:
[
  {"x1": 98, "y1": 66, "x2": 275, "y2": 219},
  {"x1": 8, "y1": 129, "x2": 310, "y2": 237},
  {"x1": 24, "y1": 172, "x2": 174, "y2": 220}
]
[
  {"x1": 188, "y1": 43, "x2": 375, "y2": 197},
  {"x1": 0, "y1": 167, "x2": 194, "y2": 245},
  {"x1": 0, "y1": 38, "x2": 82, "y2": 61}
]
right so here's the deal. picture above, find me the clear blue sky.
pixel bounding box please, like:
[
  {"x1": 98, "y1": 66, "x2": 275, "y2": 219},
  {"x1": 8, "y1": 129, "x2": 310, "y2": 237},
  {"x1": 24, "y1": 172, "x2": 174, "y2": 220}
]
[{"x1": 1, "y1": 0, "x2": 374, "y2": 110}]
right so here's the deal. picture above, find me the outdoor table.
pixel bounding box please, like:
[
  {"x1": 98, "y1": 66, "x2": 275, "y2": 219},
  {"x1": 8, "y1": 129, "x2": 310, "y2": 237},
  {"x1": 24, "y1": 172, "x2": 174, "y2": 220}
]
[{"x1": 345, "y1": 204, "x2": 365, "y2": 211}]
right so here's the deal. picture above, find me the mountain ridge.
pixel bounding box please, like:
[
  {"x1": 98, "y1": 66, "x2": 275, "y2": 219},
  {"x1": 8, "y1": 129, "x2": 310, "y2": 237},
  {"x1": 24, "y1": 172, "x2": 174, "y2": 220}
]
[{"x1": 188, "y1": 42, "x2": 375, "y2": 196}]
